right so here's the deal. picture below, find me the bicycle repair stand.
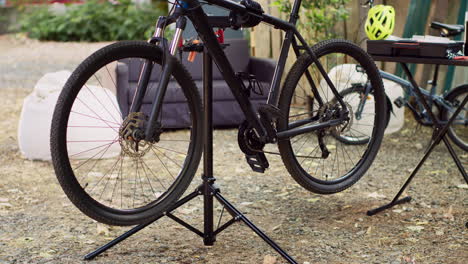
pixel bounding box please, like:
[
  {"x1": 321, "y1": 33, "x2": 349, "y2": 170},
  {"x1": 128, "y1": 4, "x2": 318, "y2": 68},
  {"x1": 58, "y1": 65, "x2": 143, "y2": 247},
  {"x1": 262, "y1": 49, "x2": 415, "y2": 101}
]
[
  {"x1": 84, "y1": 46, "x2": 298, "y2": 263},
  {"x1": 367, "y1": 62, "x2": 467, "y2": 216}
]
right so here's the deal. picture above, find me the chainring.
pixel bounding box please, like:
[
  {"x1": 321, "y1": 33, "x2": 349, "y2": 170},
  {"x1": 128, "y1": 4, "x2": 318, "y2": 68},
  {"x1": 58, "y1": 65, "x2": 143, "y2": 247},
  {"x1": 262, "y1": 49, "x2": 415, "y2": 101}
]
[{"x1": 237, "y1": 121, "x2": 265, "y2": 155}]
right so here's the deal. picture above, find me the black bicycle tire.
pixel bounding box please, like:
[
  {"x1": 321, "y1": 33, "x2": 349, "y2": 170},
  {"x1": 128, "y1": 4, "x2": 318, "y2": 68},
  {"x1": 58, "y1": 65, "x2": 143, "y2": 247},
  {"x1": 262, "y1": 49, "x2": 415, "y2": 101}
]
[
  {"x1": 441, "y1": 84, "x2": 468, "y2": 152},
  {"x1": 51, "y1": 41, "x2": 203, "y2": 226},
  {"x1": 277, "y1": 39, "x2": 386, "y2": 194}
]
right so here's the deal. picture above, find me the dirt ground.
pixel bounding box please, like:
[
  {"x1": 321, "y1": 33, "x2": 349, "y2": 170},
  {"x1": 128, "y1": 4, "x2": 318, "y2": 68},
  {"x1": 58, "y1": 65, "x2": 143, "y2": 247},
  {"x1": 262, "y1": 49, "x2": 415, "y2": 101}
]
[{"x1": 0, "y1": 34, "x2": 467, "y2": 264}]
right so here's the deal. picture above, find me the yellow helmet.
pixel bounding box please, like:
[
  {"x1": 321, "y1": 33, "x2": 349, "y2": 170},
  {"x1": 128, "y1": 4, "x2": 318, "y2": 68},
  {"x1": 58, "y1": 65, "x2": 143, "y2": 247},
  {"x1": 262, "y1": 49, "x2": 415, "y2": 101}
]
[{"x1": 365, "y1": 5, "x2": 395, "y2": 40}]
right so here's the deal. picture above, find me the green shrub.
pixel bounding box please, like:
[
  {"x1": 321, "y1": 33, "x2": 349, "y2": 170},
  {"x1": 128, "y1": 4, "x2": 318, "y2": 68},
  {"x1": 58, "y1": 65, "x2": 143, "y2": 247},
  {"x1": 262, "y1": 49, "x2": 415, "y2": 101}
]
[
  {"x1": 18, "y1": 0, "x2": 167, "y2": 42},
  {"x1": 273, "y1": 0, "x2": 351, "y2": 44}
]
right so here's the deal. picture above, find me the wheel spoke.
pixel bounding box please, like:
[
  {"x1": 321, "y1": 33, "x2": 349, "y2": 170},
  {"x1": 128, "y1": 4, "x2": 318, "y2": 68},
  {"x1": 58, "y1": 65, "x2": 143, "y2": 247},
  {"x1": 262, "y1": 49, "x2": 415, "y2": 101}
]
[{"x1": 75, "y1": 97, "x2": 120, "y2": 133}]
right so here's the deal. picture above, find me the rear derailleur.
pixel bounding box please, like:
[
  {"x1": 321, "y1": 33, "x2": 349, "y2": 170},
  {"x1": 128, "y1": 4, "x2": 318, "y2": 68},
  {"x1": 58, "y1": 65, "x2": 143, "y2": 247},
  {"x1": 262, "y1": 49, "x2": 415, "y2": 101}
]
[{"x1": 316, "y1": 102, "x2": 352, "y2": 159}]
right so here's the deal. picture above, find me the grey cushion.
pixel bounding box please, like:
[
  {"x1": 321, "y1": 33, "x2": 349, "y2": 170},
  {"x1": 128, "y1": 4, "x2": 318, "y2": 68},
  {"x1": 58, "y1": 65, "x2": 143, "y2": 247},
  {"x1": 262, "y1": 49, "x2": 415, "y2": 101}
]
[
  {"x1": 127, "y1": 80, "x2": 270, "y2": 104},
  {"x1": 139, "y1": 99, "x2": 267, "y2": 129}
]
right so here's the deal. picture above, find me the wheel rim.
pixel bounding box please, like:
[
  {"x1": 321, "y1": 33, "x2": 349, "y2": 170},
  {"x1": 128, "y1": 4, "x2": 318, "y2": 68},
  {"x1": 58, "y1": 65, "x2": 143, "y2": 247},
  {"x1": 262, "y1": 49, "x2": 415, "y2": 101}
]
[
  {"x1": 285, "y1": 50, "x2": 380, "y2": 184},
  {"x1": 62, "y1": 55, "x2": 196, "y2": 213}
]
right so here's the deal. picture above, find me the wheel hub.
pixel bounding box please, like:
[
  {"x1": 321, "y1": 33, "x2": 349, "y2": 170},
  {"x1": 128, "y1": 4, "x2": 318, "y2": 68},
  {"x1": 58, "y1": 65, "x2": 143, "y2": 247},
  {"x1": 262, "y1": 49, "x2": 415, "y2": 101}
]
[
  {"x1": 317, "y1": 101, "x2": 353, "y2": 136},
  {"x1": 332, "y1": 102, "x2": 353, "y2": 136},
  {"x1": 119, "y1": 112, "x2": 152, "y2": 158}
]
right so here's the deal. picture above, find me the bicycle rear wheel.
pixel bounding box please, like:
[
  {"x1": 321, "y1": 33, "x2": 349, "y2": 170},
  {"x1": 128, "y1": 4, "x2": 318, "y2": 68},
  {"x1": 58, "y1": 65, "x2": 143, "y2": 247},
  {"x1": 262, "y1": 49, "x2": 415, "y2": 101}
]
[
  {"x1": 441, "y1": 84, "x2": 468, "y2": 152},
  {"x1": 51, "y1": 41, "x2": 202, "y2": 226},
  {"x1": 278, "y1": 39, "x2": 386, "y2": 194}
]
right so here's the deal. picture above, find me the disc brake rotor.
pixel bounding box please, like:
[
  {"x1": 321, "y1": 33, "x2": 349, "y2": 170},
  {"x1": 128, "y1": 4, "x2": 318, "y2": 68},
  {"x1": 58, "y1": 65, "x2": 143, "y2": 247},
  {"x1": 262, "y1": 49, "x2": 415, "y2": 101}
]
[
  {"x1": 333, "y1": 102, "x2": 353, "y2": 136},
  {"x1": 119, "y1": 112, "x2": 152, "y2": 158},
  {"x1": 318, "y1": 102, "x2": 352, "y2": 135}
]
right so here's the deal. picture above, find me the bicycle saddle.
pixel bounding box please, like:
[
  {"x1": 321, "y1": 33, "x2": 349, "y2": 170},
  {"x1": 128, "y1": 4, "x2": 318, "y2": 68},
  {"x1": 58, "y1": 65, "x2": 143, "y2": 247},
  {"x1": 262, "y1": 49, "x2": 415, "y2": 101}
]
[{"x1": 430, "y1": 21, "x2": 465, "y2": 37}]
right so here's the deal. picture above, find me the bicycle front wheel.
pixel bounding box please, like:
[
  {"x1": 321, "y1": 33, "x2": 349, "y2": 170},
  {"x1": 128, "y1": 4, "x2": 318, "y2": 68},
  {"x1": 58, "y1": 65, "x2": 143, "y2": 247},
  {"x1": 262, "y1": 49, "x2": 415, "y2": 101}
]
[
  {"x1": 441, "y1": 84, "x2": 468, "y2": 152},
  {"x1": 51, "y1": 41, "x2": 203, "y2": 226},
  {"x1": 278, "y1": 39, "x2": 386, "y2": 194}
]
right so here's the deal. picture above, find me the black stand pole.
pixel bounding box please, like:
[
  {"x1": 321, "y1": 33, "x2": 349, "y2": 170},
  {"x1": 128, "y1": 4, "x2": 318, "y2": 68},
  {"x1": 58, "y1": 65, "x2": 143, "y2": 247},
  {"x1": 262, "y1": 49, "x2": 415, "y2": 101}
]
[
  {"x1": 202, "y1": 47, "x2": 216, "y2": 246},
  {"x1": 84, "y1": 48, "x2": 298, "y2": 263},
  {"x1": 367, "y1": 63, "x2": 467, "y2": 216}
]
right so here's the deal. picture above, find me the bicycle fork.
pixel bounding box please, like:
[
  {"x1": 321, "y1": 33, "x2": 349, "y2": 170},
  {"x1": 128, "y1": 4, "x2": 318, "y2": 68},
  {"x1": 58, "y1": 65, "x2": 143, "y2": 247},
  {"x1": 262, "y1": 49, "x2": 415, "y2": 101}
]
[{"x1": 127, "y1": 15, "x2": 187, "y2": 142}]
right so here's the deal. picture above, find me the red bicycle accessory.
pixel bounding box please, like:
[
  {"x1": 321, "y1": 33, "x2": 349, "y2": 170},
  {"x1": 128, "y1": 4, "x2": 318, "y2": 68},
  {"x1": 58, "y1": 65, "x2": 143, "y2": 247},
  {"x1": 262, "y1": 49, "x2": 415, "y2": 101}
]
[{"x1": 216, "y1": 29, "x2": 225, "y2": 44}]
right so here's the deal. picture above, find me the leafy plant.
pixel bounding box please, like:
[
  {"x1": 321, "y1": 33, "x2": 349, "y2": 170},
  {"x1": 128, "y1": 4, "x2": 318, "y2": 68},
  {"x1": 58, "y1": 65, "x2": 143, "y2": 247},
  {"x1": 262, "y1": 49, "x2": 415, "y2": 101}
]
[
  {"x1": 17, "y1": 0, "x2": 167, "y2": 41},
  {"x1": 273, "y1": 0, "x2": 351, "y2": 44}
]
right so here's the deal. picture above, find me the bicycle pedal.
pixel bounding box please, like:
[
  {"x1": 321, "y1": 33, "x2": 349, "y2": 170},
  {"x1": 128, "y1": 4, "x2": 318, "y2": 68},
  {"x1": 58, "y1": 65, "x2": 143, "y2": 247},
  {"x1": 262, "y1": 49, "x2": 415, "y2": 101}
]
[
  {"x1": 394, "y1": 97, "x2": 405, "y2": 108},
  {"x1": 245, "y1": 152, "x2": 269, "y2": 173}
]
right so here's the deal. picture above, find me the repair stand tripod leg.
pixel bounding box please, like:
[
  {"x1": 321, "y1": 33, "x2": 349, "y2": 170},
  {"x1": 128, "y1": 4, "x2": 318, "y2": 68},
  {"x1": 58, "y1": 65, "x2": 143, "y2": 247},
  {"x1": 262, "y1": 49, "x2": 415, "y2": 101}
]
[
  {"x1": 84, "y1": 190, "x2": 200, "y2": 260},
  {"x1": 367, "y1": 63, "x2": 467, "y2": 216},
  {"x1": 84, "y1": 48, "x2": 297, "y2": 263},
  {"x1": 212, "y1": 189, "x2": 298, "y2": 263}
]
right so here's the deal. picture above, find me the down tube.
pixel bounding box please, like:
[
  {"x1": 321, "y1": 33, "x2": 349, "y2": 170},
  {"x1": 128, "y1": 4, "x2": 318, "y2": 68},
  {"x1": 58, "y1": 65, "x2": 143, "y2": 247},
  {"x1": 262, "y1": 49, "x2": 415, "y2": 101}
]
[{"x1": 184, "y1": 1, "x2": 266, "y2": 136}]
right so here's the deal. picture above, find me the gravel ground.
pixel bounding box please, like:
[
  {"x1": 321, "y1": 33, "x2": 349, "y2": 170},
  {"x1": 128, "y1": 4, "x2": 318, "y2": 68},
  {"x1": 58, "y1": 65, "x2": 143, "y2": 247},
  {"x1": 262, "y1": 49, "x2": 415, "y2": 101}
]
[{"x1": 0, "y1": 34, "x2": 467, "y2": 264}]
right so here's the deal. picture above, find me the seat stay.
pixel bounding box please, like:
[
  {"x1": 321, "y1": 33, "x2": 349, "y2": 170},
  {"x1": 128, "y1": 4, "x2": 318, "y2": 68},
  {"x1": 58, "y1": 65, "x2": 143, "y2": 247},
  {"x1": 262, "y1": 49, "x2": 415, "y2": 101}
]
[{"x1": 291, "y1": 37, "x2": 324, "y2": 106}]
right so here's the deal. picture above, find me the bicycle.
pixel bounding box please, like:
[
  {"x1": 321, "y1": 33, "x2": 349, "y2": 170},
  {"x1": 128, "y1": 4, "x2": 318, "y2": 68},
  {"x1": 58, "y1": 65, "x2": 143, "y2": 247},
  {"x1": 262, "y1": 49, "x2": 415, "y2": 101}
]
[
  {"x1": 335, "y1": 20, "x2": 467, "y2": 151},
  {"x1": 50, "y1": 0, "x2": 386, "y2": 226}
]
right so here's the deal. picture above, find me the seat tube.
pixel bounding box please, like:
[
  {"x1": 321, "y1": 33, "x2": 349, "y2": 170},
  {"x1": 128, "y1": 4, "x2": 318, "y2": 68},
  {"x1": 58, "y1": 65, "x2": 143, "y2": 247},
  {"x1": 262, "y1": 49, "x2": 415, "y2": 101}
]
[{"x1": 266, "y1": 30, "x2": 294, "y2": 106}]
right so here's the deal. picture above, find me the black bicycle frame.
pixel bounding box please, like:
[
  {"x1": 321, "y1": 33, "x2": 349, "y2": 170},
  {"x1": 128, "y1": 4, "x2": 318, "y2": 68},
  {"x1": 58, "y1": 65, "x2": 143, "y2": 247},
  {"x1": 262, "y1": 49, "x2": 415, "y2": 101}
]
[{"x1": 136, "y1": 0, "x2": 347, "y2": 143}]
